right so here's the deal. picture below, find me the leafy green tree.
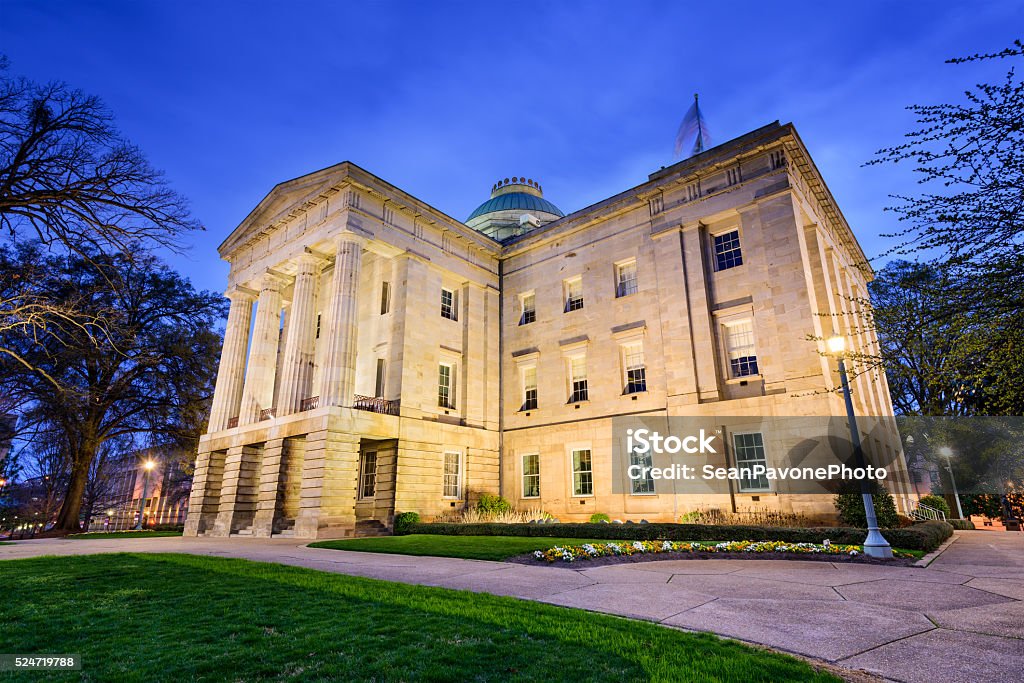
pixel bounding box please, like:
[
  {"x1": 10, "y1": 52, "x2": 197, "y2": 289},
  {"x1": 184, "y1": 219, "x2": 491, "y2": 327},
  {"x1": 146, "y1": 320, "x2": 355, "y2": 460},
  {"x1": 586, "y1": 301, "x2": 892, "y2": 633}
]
[
  {"x1": 834, "y1": 481, "x2": 899, "y2": 529},
  {"x1": 0, "y1": 244, "x2": 224, "y2": 532}
]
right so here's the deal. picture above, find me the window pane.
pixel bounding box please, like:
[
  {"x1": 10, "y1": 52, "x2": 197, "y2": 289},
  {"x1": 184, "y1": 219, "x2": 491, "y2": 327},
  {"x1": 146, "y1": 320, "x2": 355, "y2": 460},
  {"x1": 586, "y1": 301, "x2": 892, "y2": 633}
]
[
  {"x1": 360, "y1": 451, "x2": 377, "y2": 499},
  {"x1": 572, "y1": 449, "x2": 593, "y2": 496},
  {"x1": 617, "y1": 261, "x2": 638, "y2": 297},
  {"x1": 714, "y1": 230, "x2": 743, "y2": 270},
  {"x1": 522, "y1": 454, "x2": 540, "y2": 498},
  {"x1": 733, "y1": 432, "x2": 769, "y2": 491},
  {"x1": 441, "y1": 289, "x2": 456, "y2": 320},
  {"x1": 630, "y1": 448, "x2": 655, "y2": 494},
  {"x1": 566, "y1": 279, "x2": 584, "y2": 311},
  {"x1": 443, "y1": 452, "x2": 461, "y2": 497},
  {"x1": 521, "y1": 293, "x2": 536, "y2": 325},
  {"x1": 623, "y1": 345, "x2": 646, "y2": 393},
  {"x1": 726, "y1": 320, "x2": 759, "y2": 378},
  {"x1": 522, "y1": 366, "x2": 538, "y2": 410},
  {"x1": 438, "y1": 364, "x2": 452, "y2": 408},
  {"x1": 380, "y1": 282, "x2": 390, "y2": 314}
]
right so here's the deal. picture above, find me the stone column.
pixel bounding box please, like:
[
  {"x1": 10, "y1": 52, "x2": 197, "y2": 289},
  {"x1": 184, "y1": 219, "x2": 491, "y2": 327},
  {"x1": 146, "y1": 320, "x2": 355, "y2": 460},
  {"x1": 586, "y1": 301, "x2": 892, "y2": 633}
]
[
  {"x1": 211, "y1": 443, "x2": 263, "y2": 536},
  {"x1": 239, "y1": 273, "x2": 284, "y2": 425},
  {"x1": 294, "y1": 428, "x2": 361, "y2": 538},
  {"x1": 252, "y1": 437, "x2": 285, "y2": 537},
  {"x1": 277, "y1": 253, "x2": 322, "y2": 414},
  {"x1": 183, "y1": 447, "x2": 225, "y2": 536},
  {"x1": 320, "y1": 234, "x2": 364, "y2": 407},
  {"x1": 207, "y1": 289, "x2": 254, "y2": 432}
]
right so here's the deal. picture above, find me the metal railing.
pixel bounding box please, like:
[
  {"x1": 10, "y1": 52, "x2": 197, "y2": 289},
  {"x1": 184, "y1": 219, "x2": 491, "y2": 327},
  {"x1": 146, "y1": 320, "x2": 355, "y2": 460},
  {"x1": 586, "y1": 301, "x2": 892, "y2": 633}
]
[
  {"x1": 352, "y1": 394, "x2": 400, "y2": 416},
  {"x1": 258, "y1": 408, "x2": 276, "y2": 421},
  {"x1": 910, "y1": 503, "x2": 947, "y2": 522},
  {"x1": 300, "y1": 396, "x2": 320, "y2": 411},
  {"x1": 227, "y1": 416, "x2": 239, "y2": 428}
]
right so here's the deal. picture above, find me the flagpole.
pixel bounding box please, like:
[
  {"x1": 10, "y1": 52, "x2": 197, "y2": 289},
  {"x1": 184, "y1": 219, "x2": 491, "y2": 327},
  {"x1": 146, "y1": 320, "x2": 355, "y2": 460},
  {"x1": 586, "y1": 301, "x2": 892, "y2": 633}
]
[{"x1": 693, "y1": 94, "x2": 703, "y2": 154}]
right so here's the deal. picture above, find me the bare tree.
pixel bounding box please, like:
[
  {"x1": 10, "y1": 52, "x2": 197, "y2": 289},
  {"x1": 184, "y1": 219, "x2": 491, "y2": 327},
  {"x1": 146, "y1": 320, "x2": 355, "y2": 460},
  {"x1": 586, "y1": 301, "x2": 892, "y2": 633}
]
[{"x1": 0, "y1": 244, "x2": 224, "y2": 532}]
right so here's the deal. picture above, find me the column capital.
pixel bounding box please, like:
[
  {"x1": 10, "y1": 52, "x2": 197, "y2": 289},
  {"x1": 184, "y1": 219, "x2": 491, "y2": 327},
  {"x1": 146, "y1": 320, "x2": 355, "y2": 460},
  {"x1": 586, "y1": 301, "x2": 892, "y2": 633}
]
[
  {"x1": 259, "y1": 271, "x2": 285, "y2": 291},
  {"x1": 296, "y1": 250, "x2": 322, "y2": 269},
  {"x1": 225, "y1": 285, "x2": 257, "y2": 302},
  {"x1": 333, "y1": 228, "x2": 371, "y2": 249}
]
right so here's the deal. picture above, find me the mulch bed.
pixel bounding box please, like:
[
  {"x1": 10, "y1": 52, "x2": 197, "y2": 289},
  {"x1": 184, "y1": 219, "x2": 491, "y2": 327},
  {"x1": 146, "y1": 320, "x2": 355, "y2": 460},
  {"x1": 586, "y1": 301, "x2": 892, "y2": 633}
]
[{"x1": 509, "y1": 550, "x2": 918, "y2": 568}]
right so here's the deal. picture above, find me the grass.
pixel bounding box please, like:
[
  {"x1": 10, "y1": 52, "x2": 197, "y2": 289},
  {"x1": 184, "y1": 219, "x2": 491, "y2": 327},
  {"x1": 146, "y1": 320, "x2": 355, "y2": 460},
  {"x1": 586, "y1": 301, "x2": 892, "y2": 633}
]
[
  {"x1": 309, "y1": 534, "x2": 619, "y2": 560},
  {"x1": 311, "y1": 534, "x2": 924, "y2": 562},
  {"x1": 0, "y1": 553, "x2": 838, "y2": 682},
  {"x1": 67, "y1": 530, "x2": 183, "y2": 540}
]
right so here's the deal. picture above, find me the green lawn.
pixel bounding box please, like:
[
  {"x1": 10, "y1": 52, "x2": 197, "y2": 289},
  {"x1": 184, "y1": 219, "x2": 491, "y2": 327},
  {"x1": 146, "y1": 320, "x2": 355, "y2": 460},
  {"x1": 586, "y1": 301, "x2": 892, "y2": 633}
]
[
  {"x1": 68, "y1": 530, "x2": 183, "y2": 540},
  {"x1": 0, "y1": 553, "x2": 837, "y2": 682},
  {"x1": 309, "y1": 534, "x2": 619, "y2": 560}
]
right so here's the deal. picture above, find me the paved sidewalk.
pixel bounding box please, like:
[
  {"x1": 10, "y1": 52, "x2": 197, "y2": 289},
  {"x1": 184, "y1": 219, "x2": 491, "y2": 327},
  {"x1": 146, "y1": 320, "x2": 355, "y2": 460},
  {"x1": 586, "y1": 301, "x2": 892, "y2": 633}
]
[{"x1": 3, "y1": 531, "x2": 1021, "y2": 682}]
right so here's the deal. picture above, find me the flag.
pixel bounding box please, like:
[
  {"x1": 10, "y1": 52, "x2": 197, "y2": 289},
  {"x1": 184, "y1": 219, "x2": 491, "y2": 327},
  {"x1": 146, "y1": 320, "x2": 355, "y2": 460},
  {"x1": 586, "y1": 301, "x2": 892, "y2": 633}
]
[{"x1": 674, "y1": 94, "x2": 711, "y2": 158}]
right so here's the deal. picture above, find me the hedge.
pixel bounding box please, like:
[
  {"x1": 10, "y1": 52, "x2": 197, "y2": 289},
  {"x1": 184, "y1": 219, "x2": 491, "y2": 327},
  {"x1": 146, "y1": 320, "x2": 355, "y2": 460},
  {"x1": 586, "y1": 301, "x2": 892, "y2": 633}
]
[
  {"x1": 406, "y1": 520, "x2": 954, "y2": 552},
  {"x1": 948, "y1": 519, "x2": 975, "y2": 530}
]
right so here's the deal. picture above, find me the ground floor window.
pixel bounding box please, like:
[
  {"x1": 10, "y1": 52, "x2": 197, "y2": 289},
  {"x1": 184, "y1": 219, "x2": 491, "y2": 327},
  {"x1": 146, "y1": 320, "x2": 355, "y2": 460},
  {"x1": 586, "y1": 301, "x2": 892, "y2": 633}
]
[
  {"x1": 443, "y1": 451, "x2": 462, "y2": 498},
  {"x1": 522, "y1": 453, "x2": 540, "y2": 498},
  {"x1": 359, "y1": 451, "x2": 377, "y2": 499},
  {"x1": 572, "y1": 448, "x2": 593, "y2": 496},
  {"x1": 734, "y1": 432, "x2": 769, "y2": 491},
  {"x1": 629, "y1": 448, "x2": 655, "y2": 494}
]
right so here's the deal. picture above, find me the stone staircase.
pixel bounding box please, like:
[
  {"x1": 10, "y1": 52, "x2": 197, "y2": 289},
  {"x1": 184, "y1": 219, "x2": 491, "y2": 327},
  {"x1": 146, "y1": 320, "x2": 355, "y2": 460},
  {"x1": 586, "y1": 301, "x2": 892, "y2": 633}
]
[
  {"x1": 274, "y1": 520, "x2": 296, "y2": 538},
  {"x1": 354, "y1": 520, "x2": 390, "y2": 537}
]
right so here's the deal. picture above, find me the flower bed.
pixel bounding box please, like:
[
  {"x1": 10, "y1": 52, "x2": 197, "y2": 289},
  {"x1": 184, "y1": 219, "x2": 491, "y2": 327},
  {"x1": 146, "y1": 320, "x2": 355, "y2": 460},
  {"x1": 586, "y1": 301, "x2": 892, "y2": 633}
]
[{"x1": 532, "y1": 539, "x2": 917, "y2": 563}]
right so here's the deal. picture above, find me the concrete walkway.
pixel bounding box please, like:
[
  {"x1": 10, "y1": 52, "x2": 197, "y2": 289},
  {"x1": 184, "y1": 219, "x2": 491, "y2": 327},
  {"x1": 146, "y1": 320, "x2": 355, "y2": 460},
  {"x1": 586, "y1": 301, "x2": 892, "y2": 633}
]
[{"x1": 3, "y1": 531, "x2": 1021, "y2": 683}]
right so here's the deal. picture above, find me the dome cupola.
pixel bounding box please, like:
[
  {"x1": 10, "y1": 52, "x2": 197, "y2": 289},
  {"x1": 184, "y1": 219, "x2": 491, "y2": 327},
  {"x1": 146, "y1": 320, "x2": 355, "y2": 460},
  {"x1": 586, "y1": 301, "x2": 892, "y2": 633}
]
[{"x1": 466, "y1": 176, "x2": 563, "y2": 241}]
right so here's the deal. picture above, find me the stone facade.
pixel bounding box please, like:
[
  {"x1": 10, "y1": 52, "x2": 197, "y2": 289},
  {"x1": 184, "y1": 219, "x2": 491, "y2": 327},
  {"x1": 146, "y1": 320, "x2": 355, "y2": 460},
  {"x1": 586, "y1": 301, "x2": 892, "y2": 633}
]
[{"x1": 185, "y1": 122, "x2": 913, "y2": 539}]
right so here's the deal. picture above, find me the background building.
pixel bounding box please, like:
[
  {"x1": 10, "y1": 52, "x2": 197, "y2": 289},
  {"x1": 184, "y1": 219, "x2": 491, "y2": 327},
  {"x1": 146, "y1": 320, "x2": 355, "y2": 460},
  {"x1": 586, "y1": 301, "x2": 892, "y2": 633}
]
[{"x1": 186, "y1": 122, "x2": 912, "y2": 539}]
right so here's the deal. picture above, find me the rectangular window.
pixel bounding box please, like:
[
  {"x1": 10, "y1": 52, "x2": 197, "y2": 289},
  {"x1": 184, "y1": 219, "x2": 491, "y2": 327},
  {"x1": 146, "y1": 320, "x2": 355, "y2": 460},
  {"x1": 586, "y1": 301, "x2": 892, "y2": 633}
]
[
  {"x1": 522, "y1": 365, "x2": 538, "y2": 411},
  {"x1": 714, "y1": 230, "x2": 743, "y2": 270},
  {"x1": 725, "y1": 320, "x2": 759, "y2": 378},
  {"x1": 522, "y1": 453, "x2": 540, "y2": 498},
  {"x1": 380, "y1": 281, "x2": 391, "y2": 314},
  {"x1": 572, "y1": 448, "x2": 593, "y2": 496},
  {"x1": 569, "y1": 356, "x2": 588, "y2": 403},
  {"x1": 616, "y1": 260, "x2": 638, "y2": 297},
  {"x1": 443, "y1": 451, "x2": 461, "y2": 498},
  {"x1": 623, "y1": 344, "x2": 647, "y2": 394},
  {"x1": 726, "y1": 166, "x2": 741, "y2": 186},
  {"x1": 770, "y1": 150, "x2": 786, "y2": 170},
  {"x1": 520, "y1": 292, "x2": 536, "y2": 325},
  {"x1": 375, "y1": 359, "x2": 386, "y2": 398},
  {"x1": 438, "y1": 363, "x2": 455, "y2": 408},
  {"x1": 565, "y1": 277, "x2": 584, "y2": 312},
  {"x1": 359, "y1": 451, "x2": 377, "y2": 499},
  {"x1": 630, "y1": 448, "x2": 655, "y2": 495},
  {"x1": 734, "y1": 432, "x2": 769, "y2": 491},
  {"x1": 441, "y1": 288, "x2": 457, "y2": 320}
]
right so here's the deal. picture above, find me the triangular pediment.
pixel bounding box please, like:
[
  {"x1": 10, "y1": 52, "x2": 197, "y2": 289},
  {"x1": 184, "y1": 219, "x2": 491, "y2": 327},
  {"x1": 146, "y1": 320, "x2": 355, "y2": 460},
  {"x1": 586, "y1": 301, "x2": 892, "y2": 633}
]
[{"x1": 218, "y1": 162, "x2": 356, "y2": 257}]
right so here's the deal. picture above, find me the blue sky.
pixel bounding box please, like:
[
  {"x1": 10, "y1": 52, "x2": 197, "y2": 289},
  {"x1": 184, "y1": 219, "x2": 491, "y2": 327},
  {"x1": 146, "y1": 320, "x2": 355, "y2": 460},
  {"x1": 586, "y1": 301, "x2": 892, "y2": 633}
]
[{"x1": 2, "y1": 1, "x2": 1021, "y2": 294}]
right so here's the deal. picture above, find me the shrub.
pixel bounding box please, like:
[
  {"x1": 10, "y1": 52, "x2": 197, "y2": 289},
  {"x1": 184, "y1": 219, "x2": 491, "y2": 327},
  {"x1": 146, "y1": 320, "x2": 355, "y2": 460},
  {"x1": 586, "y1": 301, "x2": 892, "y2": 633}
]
[
  {"x1": 677, "y1": 507, "x2": 821, "y2": 528},
  {"x1": 948, "y1": 519, "x2": 975, "y2": 530},
  {"x1": 393, "y1": 512, "x2": 420, "y2": 535},
  {"x1": 834, "y1": 481, "x2": 899, "y2": 528},
  {"x1": 918, "y1": 494, "x2": 952, "y2": 518},
  {"x1": 405, "y1": 520, "x2": 954, "y2": 552},
  {"x1": 589, "y1": 513, "x2": 610, "y2": 523},
  {"x1": 476, "y1": 493, "x2": 512, "y2": 515}
]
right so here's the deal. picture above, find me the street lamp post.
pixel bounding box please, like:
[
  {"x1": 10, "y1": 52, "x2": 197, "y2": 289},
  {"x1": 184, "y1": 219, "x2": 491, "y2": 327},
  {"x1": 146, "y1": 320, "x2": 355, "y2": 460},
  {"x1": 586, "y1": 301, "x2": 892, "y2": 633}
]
[
  {"x1": 134, "y1": 459, "x2": 156, "y2": 530},
  {"x1": 827, "y1": 336, "x2": 893, "y2": 558},
  {"x1": 938, "y1": 446, "x2": 964, "y2": 519}
]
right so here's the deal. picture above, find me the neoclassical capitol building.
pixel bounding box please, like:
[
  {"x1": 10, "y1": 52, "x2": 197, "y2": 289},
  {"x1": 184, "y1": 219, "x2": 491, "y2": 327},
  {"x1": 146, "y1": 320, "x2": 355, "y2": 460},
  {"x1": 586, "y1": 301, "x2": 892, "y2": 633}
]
[{"x1": 185, "y1": 122, "x2": 912, "y2": 539}]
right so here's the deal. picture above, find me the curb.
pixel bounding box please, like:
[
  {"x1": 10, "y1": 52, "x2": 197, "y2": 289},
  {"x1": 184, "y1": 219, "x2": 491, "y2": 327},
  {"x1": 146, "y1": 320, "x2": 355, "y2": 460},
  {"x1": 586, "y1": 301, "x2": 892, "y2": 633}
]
[{"x1": 913, "y1": 531, "x2": 959, "y2": 568}]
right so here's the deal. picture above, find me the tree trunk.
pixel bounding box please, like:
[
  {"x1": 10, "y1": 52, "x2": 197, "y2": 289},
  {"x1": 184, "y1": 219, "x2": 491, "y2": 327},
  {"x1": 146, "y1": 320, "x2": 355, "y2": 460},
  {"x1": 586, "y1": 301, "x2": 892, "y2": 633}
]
[{"x1": 54, "y1": 450, "x2": 94, "y2": 533}]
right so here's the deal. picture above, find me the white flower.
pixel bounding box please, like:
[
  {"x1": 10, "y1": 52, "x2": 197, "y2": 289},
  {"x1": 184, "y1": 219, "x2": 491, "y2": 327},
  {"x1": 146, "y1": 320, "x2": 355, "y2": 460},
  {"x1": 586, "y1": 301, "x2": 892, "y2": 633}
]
[
  {"x1": 662, "y1": 541, "x2": 673, "y2": 551},
  {"x1": 823, "y1": 539, "x2": 831, "y2": 547},
  {"x1": 633, "y1": 541, "x2": 646, "y2": 553},
  {"x1": 849, "y1": 550, "x2": 859, "y2": 556}
]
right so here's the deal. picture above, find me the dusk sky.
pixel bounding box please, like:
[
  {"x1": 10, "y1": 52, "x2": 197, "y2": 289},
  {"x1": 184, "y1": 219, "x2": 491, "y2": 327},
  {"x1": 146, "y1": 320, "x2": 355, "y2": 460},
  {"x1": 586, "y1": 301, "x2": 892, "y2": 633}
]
[{"x1": 2, "y1": 1, "x2": 1021, "y2": 295}]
